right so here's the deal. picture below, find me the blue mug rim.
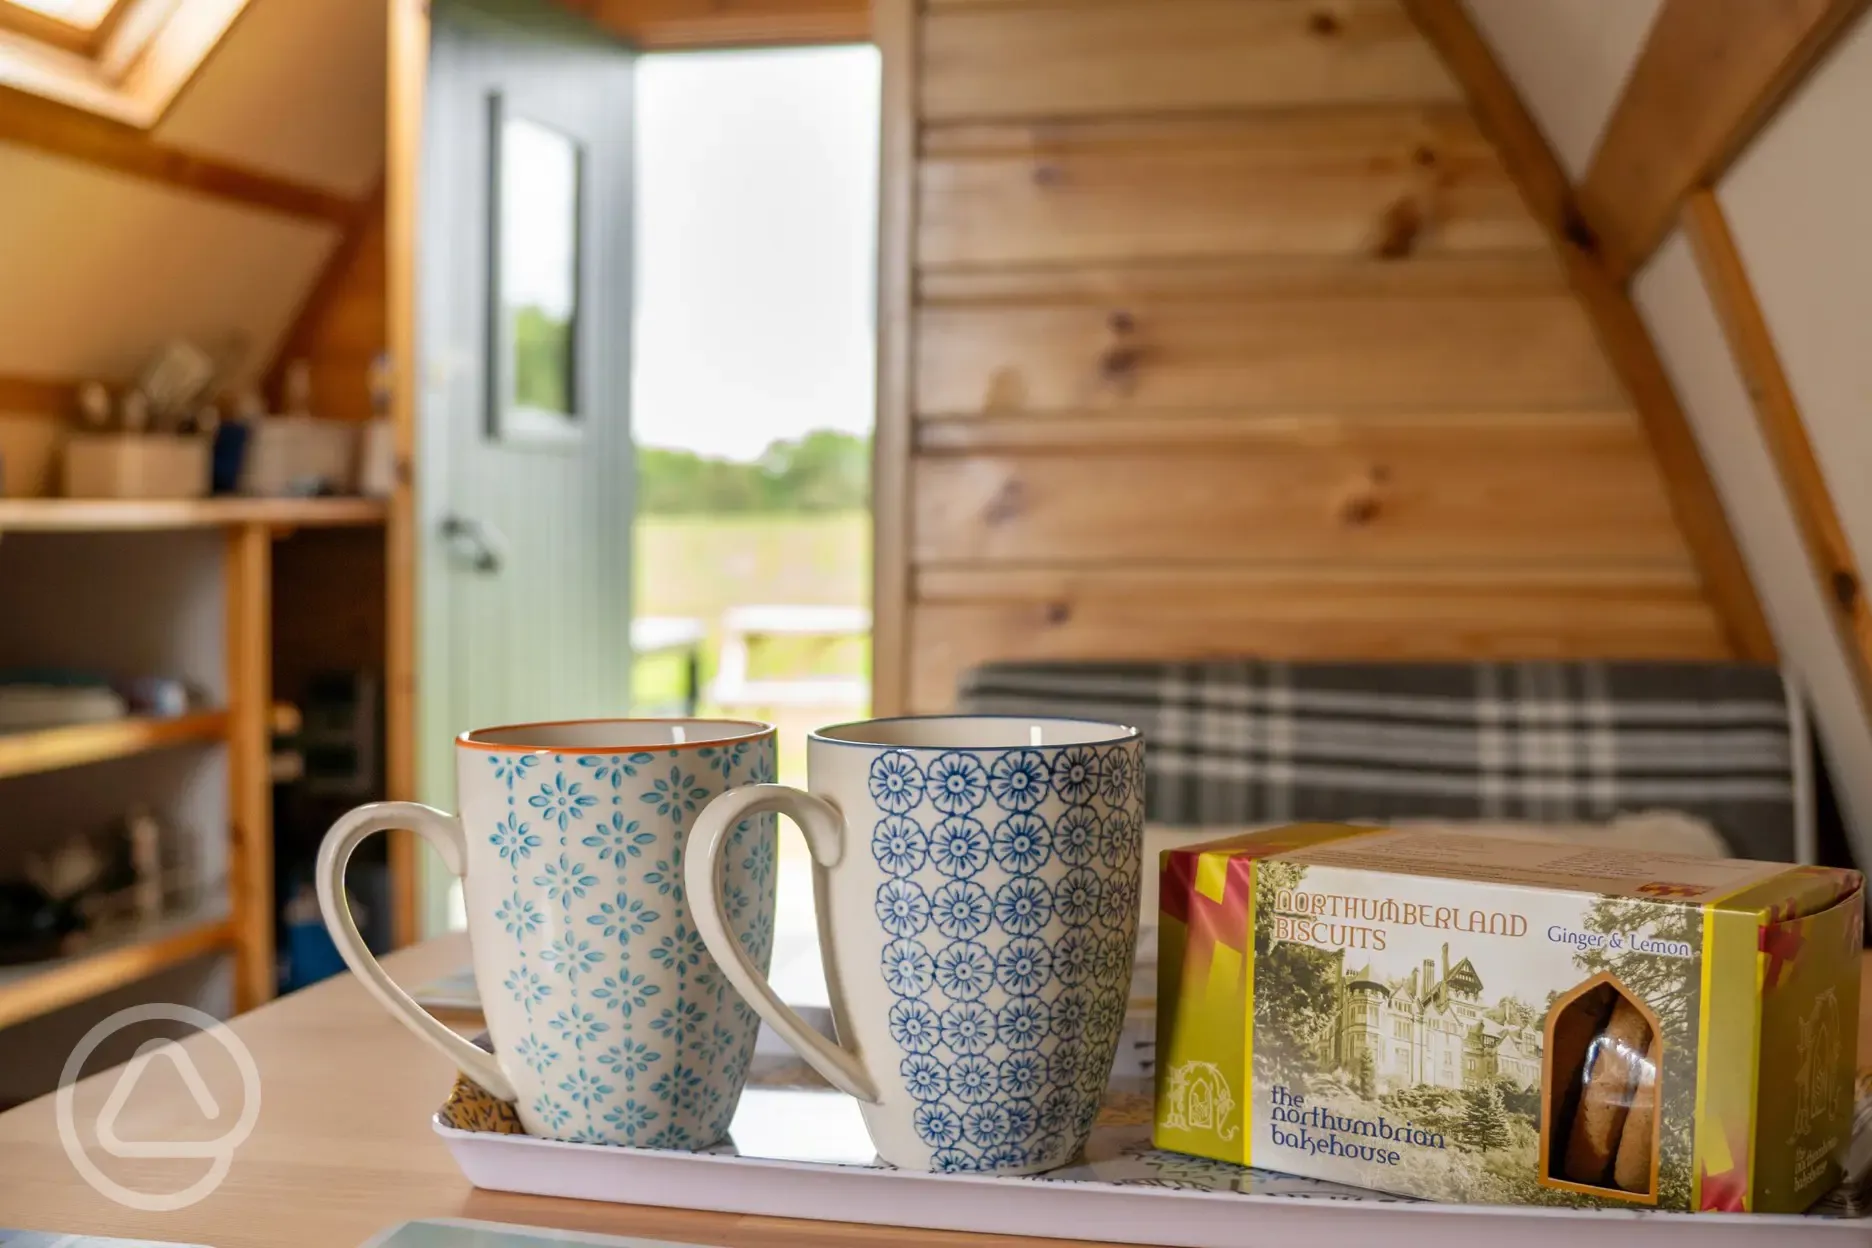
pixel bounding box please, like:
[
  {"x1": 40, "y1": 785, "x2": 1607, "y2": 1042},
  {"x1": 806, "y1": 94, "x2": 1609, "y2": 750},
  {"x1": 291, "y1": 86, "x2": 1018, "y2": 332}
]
[{"x1": 809, "y1": 713, "x2": 1141, "y2": 751}]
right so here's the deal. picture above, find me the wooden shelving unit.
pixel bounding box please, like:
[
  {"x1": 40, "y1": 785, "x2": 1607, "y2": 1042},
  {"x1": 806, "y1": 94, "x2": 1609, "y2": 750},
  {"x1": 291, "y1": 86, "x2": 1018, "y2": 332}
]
[
  {"x1": 0, "y1": 907, "x2": 237, "y2": 1031},
  {"x1": 0, "y1": 497, "x2": 388, "y2": 1033},
  {"x1": 0, "y1": 711, "x2": 228, "y2": 781},
  {"x1": 0, "y1": 496, "x2": 387, "y2": 532}
]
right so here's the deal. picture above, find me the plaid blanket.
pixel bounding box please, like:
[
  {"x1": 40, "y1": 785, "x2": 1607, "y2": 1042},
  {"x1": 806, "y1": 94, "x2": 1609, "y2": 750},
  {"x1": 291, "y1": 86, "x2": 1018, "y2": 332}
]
[{"x1": 956, "y1": 660, "x2": 1806, "y2": 863}]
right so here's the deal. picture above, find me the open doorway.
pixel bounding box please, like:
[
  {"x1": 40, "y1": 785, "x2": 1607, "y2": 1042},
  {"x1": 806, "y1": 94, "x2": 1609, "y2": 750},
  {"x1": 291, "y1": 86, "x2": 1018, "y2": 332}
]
[{"x1": 628, "y1": 44, "x2": 881, "y2": 1009}]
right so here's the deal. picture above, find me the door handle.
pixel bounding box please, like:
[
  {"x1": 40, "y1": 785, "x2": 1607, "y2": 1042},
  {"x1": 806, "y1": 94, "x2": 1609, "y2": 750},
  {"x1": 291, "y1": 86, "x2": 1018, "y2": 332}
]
[{"x1": 439, "y1": 514, "x2": 506, "y2": 574}]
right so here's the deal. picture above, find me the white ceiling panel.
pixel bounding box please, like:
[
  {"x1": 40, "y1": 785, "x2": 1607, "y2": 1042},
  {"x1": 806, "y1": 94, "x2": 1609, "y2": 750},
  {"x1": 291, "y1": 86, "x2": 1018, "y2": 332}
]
[
  {"x1": 1719, "y1": 11, "x2": 1872, "y2": 608},
  {"x1": 1634, "y1": 233, "x2": 1872, "y2": 867},
  {"x1": 153, "y1": 0, "x2": 386, "y2": 198},
  {"x1": 0, "y1": 143, "x2": 337, "y2": 383},
  {"x1": 1460, "y1": 0, "x2": 1661, "y2": 178}
]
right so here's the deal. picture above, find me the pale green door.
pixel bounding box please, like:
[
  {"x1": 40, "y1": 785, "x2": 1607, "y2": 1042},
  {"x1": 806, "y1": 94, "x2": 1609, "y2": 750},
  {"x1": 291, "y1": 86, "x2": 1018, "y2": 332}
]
[{"x1": 417, "y1": 0, "x2": 635, "y2": 935}]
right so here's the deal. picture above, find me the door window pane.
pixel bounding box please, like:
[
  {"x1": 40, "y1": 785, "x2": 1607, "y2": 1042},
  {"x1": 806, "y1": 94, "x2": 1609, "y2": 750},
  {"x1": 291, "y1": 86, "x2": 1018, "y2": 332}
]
[{"x1": 494, "y1": 108, "x2": 581, "y2": 435}]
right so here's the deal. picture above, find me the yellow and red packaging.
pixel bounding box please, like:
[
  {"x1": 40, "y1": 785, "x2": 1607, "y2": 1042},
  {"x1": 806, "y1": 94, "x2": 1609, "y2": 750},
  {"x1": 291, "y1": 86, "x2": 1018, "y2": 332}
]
[{"x1": 1153, "y1": 824, "x2": 1862, "y2": 1211}]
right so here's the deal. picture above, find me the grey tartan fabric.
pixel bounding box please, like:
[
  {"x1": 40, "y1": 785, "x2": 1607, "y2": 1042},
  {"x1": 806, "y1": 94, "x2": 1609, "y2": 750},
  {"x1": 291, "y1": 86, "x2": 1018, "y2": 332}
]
[{"x1": 955, "y1": 661, "x2": 1801, "y2": 862}]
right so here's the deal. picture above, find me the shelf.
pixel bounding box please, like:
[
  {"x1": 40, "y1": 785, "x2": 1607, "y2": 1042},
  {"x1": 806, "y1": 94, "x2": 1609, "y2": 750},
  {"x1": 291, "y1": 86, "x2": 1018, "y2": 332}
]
[
  {"x1": 0, "y1": 711, "x2": 229, "y2": 781},
  {"x1": 0, "y1": 909, "x2": 236, "y2": 1031},
  {"x1": 0, "y1": 496, "x2": 389, "y2": 533}
]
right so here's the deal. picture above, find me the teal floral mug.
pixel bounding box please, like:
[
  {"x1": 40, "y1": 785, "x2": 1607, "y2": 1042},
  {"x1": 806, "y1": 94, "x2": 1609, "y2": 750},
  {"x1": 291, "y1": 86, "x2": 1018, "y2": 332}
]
[{"x1": 318, "y1": 718, "x2": 776, "y2": 1147}]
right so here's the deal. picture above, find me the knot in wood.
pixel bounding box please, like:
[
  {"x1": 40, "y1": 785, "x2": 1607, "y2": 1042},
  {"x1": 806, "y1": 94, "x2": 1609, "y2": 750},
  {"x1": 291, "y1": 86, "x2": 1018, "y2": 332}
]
[
  {"x1": 1340, "y1": 495, "x2": 1381, "y2": 527},
  {"x1": 984, "y1": 479, "x2": 1026, "y2": 526},
  {"x1": 1099, "y1": 344, "x2": 1143, "y2": 382},
  {"x1": 1562, "y1": 208, "x2": 1600, "y2": 255},
  {"x1": 1375, "y1": 197, "x2": 1424, "y2": 260}
]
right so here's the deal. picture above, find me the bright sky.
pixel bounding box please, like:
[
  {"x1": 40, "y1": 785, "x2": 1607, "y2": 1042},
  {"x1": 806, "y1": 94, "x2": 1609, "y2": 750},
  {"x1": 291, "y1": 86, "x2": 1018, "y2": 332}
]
[
  {"x1": 631, "y1": 46, "x2": 881, "y2": 461},
  {"x1": 501, "y1": 118, "x2": 578, "y2": 317}
]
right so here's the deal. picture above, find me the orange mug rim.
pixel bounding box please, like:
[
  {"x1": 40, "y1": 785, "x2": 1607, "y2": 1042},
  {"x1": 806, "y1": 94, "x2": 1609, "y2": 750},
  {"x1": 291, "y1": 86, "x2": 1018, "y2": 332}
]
[{"x1": 456, "y1": 716, "x2": 775, "y2": 754}]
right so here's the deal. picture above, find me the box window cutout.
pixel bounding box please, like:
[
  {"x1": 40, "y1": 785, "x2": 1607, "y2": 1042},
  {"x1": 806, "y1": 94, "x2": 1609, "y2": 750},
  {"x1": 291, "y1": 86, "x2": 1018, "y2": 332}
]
[{"x1": 1539, "y1": 974, "x2": 1662, "y2": 1202}]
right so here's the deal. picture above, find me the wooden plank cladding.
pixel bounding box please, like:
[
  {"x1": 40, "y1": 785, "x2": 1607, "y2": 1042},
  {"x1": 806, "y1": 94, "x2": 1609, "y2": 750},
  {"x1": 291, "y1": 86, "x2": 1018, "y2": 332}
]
[
  {"x1": 919, "y1": 253, "x2": 1567, "y2": 304},
  {"x1": 918, "y1": 109, "x2": 1544, "y2": 268},
  {"x1": 920, "y1": 0, "x2": 1461, "y2": 122},
  {"x1": 872, "y1": 0, "x2": 1738, "y2": 714},
  {"x1": 919, "y1": 408, "x2": 1625, "y2": 452},
  {"x1": 906, "y1": 567, "x2": 1727, "y2": 713},
  {"x1": 912, "y1": 416, "x2": 1689, "y2": 566},
  {"x1": 268, "y1": 191, "x2": 387, "y2": 422},
  {"x1": 0, "y1": 374, "x2": 75, "y2": 416},
  {"x1": 916, "y1": 293, "x2": 1624, "y2": 415},
  {"x1": 565, "y1": 0, "x2": 869, "y2": 48}
]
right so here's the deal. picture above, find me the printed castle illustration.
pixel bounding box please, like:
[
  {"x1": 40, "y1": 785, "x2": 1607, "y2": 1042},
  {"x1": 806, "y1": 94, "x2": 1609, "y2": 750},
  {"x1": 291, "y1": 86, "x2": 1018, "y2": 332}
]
[
  {"x1": 1161, "y1": 1060, "x2": 1239, "y2": 1140},
  {"x1": 1793, "y1": 987, "x2": 1842, "y2": 1137},
  {"x1": 1322, "y1": 942, "x2": 1542, "y2": 1091}
]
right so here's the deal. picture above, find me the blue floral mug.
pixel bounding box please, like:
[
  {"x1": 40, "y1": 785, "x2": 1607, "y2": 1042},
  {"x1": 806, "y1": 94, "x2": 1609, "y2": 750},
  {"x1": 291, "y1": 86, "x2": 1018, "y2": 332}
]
[
  {"x1": 318, "y1": 718, "x2": 777, "y2": 1147},
  {"x1": 685, "y1": 715, "x2": 1143, "y2": 1174}
]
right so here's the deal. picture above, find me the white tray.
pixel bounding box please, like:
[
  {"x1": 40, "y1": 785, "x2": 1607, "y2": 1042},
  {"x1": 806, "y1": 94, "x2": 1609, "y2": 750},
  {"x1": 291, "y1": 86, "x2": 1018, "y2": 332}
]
[{"x1": 434, "y1": 1031, "x2": 1871, "y2": 1248}]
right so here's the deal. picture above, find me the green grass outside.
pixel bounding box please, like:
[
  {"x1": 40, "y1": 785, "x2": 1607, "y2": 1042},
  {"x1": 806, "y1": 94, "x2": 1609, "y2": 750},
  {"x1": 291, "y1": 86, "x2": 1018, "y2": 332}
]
[{"x1": 631, "y1": 509, "x2": 871, "y2": 787}]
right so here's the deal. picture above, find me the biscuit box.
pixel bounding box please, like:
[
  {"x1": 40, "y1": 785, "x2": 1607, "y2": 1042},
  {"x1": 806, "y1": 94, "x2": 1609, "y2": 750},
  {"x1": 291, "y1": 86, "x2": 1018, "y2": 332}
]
[{"x1": 1152, "y1": 824, "x2": 1864, "y2": 1212}]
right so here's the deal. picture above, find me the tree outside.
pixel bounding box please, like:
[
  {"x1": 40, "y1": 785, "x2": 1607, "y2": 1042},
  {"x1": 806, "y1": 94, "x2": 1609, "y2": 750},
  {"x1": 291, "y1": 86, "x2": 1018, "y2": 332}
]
[
  {"x1": 636, "y1": 431, "x2": 868, "y2": 516},
  {"x1": 511, "y1": 304, "x2": 572, "y2": 413},
  {"x1": 631, "y1": 433, "x2": 872, "y2": 783}
]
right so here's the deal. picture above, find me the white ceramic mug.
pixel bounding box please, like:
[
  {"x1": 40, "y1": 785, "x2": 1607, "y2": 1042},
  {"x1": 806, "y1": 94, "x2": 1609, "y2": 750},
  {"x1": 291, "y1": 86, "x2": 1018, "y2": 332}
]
[
  {"x1": 685, "y1": 715, "x2": 1144, "y2": 1174},
  {"x1": 319, "y1": 718, "x2": 777, "y2": 1147}
]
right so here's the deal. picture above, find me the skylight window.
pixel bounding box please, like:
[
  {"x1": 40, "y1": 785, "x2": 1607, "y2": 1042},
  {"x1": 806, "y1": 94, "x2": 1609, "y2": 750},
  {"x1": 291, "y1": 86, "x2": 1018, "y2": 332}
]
[
  {"x1": 0, "y1": 0, "x2": 247, "y2": 126},
  {"x1": 0, "y1": 0, "x2": 130, "y2": 57},
  {"x1": 8, "y1": 0, "x2": 121, "y2": 28}
]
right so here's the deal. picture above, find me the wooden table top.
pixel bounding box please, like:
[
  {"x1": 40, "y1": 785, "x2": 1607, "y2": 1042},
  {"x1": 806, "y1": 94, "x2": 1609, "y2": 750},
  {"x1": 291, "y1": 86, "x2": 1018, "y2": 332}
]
[{"x1": 0, "y1": 935, "x2": 1867, "y2": 1248}]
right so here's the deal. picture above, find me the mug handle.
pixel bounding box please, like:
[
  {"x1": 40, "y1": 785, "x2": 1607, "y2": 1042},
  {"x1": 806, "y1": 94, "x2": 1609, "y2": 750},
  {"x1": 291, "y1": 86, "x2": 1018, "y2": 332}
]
[
  {"x1": 316, "y1": 801, "x2": 516, "y2": 1101},
  {"x1": 685, "y1": 784, "x2": 881, "y2": 1104}
]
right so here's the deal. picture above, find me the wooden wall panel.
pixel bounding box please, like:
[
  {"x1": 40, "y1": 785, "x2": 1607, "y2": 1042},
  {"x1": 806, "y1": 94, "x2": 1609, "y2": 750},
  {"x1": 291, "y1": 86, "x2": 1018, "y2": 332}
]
[
  {"x1": 915, "y1": 295, "x2": 1624, "y2": 415},
  {"x1": 919, "y1": 251, "x2": 1567, "y2": 302},
  {"x1": 271, "y1": 201, "x2": 387, "y2": 422},
  {"x1": 920, "y1": 0, "x2": 1461, "y2": 121},
  {"x1": 572, "y1": 0, "x2": 868, "y2": 47},
  {"x1": 917, "y1": 110, "x2": 1544, "y2": 268},
  {"x1": 908, "y1": 568, "x2": 1726, "y2": 712},
  {"x1": 913, "y1": 416, "x2": 1688, "y2": 565},
  {"x1": 875, "y1": 0, "x2": 1739, "y2": 715}
]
